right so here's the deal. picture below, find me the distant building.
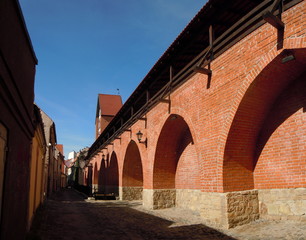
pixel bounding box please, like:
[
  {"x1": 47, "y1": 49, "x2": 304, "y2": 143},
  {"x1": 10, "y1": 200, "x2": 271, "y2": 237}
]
[
  {"x1": 66, "y1": 151, "x2": 77, "y2": 186},
  {"x1": 55, "y1": 144, "x2": 65, "y2": 190},
  {"x1": 40, "y1": 110, "x2": 57, "y2": 197},
  {"x1": 95, "y1": 94, "x2": 122, "y2": 139},
  {"x1": 68, "y1": 151, "x2": 76, "y2": 160}
]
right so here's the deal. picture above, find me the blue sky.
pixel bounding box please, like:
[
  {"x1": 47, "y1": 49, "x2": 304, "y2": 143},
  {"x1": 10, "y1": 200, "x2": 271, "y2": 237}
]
[{"x1": 19, "y1": 0, "x2": 206, "y2": 158}]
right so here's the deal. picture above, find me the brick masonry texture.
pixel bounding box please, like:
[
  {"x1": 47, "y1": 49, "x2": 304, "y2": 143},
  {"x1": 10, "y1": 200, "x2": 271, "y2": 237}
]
[{"x1": 89, "y1": 1, "x2": 306, "y2": 228}]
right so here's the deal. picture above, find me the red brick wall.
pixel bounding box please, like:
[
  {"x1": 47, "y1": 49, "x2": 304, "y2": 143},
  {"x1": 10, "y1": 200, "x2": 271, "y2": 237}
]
[
  {"x1": 107, "y1": 152, "x2": 119, "y2": 194},
  {"x1": 153, "y1": 114, "x2": 200, "y2": 189},
  {"x1": 254, "y1": 71, "x2": 306, "y2": 189},
  {"x1": 176, "y1": 143, "x2": 200, "y2": 189},
  {"x1": 98, "y1": 156, "x2": 107, "y2": 192},
  {"x1": 96, "y1": 116, "x2": 114, "y2": 139},
  {"x1": 223, "y1": 49, "x2": 306, "y2": 191},
  {"x1": 122, "y1": 140, "x2": 143, "y2": 187},
  {"x1": 89, "y1": 1, "x2": 306, "y2": 195}
]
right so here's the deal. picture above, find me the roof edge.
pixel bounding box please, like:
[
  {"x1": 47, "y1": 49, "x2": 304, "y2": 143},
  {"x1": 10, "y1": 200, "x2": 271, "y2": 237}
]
[{"x1": 15, "y1": 0, "x2": 38, "y2": 65}]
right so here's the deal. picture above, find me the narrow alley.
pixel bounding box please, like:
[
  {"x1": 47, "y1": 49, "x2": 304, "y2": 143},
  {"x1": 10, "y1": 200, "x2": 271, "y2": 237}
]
[{"x1": 27, "y1": 189, "x2": 306, "y2": 240}]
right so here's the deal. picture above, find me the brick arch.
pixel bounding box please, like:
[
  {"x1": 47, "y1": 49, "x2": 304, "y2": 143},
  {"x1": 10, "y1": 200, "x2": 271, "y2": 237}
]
[
  {"x1": 93, "y1": 161, "x2": 98, "y2": 192},
  {"x1": 122, "y1": 140, "x2": 143, "y2": 200},
  {"x1": 223, "y1": 48, "x2": 306, "y2": 192},
  {"x1": 98, "y1": 155, "x2": 107, "y2": 193},
  {"x1": 107, "y1": 151, "x2": 119, "y2": 196},
  {"x1": 153, "y1": 114, "x2": 199, "y2": 189},
  {"x1": 254, "y1": 70, "x2": 306, "y2": 189}
]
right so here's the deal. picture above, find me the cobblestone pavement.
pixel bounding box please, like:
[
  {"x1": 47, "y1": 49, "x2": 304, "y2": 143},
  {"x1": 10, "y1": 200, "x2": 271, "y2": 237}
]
[{"x1": 27, "y1": 189, "x2": 306, "y2": 240}]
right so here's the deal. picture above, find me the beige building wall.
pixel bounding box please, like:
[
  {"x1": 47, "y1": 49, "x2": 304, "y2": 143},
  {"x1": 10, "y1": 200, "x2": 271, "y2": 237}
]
[{"x1": 28, "y1": 128, "x2": 45, "y2": 228}]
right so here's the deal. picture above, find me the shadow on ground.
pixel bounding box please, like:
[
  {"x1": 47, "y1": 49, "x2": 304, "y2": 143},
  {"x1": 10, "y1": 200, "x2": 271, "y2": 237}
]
[{"x1": 27, "y1": 189, "x2": 236, "y2": 240}]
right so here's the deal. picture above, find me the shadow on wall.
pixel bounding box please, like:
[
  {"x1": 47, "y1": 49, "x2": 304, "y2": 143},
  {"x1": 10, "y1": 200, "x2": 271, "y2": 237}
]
[
  {"x1": 255, "y1": 70, "x2": 306, "y2": 161},
  {"x1": 223, "y1": 49, "x2": 306, "y2": 191},
  {"x1": 97, "y1": 152, "x2": 120, "y2": 196},
  {"x1": 98, "y1": 156, "x2": 107, "y2": 193}
]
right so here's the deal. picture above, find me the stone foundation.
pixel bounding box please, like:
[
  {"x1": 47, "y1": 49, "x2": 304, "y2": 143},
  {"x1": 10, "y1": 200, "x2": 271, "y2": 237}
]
[
  {"x1": 176, "y1": 189, "x2": 226, "y2": 226},
  {"x1": 142, "y1": 189, "x2": 153, "y2": 208},
  {"x1": 120, "y1": 186, "x2": 143, "y2": 200},
  {"x1": 143, "y1": 189, "x2": 176, "y2": 209},
  {"x1": 226, "y1": 190, "x2": 259, "y2": 228},
  {"x1": 258, "y1": 188, "x2": 306, "y2": 221},
  {"x1": 143, "y1": 188, "x2": 305, "y2": 228},
  {"x1": 143, "y1": 189, "x2": 226, "y2": 226},
  {"x1": 153, "y1": 189, "x2": 176, "y2": 209}
]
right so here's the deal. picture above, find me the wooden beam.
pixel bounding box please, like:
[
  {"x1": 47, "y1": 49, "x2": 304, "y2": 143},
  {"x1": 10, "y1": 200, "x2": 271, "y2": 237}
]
[
  {"x1": 209, "y1": 25, "x2": 214, "y2": 48},
  {"x1": 272, "y1": 0, "x2": 283, "y2": 12},
  {"x1": 194, "y1": 66, "x2": 212, "y2": 75},
  {"x1": 263, "y1": 11, "x2": 284, "y2": 29},
  {"x1": 160, "y1": 99, "x2": 170, "y2": 103},
  {"x1": 146, "y1": 90, "x2": 150, "y2": 103}
]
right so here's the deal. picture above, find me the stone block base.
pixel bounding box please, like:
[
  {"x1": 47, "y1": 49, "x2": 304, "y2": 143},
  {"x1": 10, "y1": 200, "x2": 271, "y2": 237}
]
[
  {"x1": 143, "y1": 189, "x2": 258, "y2": 228},
  {"x1": 258, "y1": 188, "x2": 306, "y2": 221},
  {"x1": 226, "y1": 190, "x2": 259, "y2": 228},
  {"x1": 143, "y1": 189, "x2": 176, "y2": 209},
  {"x1": 120, "y1": 186, "x2": 143, "y2": 201},
  {"x1": 142, "y1": 188, "x2": 305, "y2": 228}
]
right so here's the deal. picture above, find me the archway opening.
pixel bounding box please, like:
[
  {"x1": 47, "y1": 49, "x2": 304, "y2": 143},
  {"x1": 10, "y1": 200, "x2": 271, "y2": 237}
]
[
  {"x1": 122, "y1": 140, "x2": 143, "y2": 200},
  {"x1": 223, "y1": 48, "x2": 306, "y2": 222},
  {"x1": 153, "y1": 114, "x2": 199, "y2": 209},
  {"x1": 93, "y1": 162, "x2": 98, "y2": 193},
  {"x1": 107, "y1": 152, "x2": 119, "y2": 196},
  {"x1": 98, "y1": 156, "x2": 107, "y2": 193}
]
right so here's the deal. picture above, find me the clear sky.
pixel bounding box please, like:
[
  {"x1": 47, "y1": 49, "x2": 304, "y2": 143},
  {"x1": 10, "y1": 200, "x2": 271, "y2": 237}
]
[{"x1": 19, "y1": 0, "x2": 207, "y2": 158}]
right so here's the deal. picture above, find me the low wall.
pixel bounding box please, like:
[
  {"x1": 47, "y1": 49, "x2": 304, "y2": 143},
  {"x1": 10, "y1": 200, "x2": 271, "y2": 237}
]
[
  {"x1": 120, "y1": 186, "x2": 143, "y2": 200},
  {"x1": 176, "y1": 189, "x2": 226, "y2": 227},
  {"x1": 143, "y1": 189, "x2": 176, "y2": 209},
  {"x1": 258, "y1": 188, "x2": 306, "y2": 221},
  {"x1": 138, "y1": 188, "x2": 306, "y2": 228},
  {"x1": 226, "y1": 190, "x2": 259, "y2": 228},
  {"x1": 143, "y1": 189, "x2": 258, "y2": 228}
]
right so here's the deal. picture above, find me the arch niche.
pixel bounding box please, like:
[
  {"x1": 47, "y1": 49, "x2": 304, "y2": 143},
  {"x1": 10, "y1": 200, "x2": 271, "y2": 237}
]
[
  {"x1": 223, "y1": 48, "x2": 306, "y2": 221},
  {"x1": 107, "y1": 152, "x2": 119, "y2": 196},
  {"x1": 98, "y1": 155, "x2": 107, "y2": 193},
  {"x1": 122, "y1": 140, "x2": 143, "y2": 200},
  {"x1": 153, "y1": 114, "x2": 200, "y2": 210},
  {"x1": 93, "y1": 161, "x2": 99, "y2": 192}
]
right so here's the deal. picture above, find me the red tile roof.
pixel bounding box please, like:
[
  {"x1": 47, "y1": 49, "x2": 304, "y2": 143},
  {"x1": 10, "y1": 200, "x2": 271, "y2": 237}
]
[
  {"x1": 97, "y1": 94, "x2": 122, "y2": 117},
  {"x1": 56, "y1": 144, "x2": 64, "y2": 155}
]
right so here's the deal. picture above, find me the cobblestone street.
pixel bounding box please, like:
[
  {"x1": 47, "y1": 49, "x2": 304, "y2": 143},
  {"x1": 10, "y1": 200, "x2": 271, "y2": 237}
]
[{"x1": 27, "y1": 189, "x2": 306, "y2": 240}]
